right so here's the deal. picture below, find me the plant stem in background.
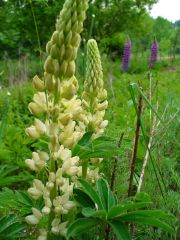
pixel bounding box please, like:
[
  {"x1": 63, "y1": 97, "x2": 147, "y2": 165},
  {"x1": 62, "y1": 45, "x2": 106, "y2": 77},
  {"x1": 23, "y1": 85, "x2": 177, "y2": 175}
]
[
  {"x1": 128, "y1": 95, "x2": 143, "y2": 197},
  {"x1": 104, "y1": 224, "x2": 111, "y2": 240},
  {"x1": 108, "y1": 71, "x2": 117, "y2": 106},
  {"x1": 110, "y1": 132, "x2": 124, "y2": 191},
  {"x1": 137, "y1": 102, "x2": 158, "y2": 193},
  {"x1": 137, "y1": 73, "x2": 157, "y2": 193},
  {"x1": 28, "y1": 0, "x2": 43, "y2": 67}
]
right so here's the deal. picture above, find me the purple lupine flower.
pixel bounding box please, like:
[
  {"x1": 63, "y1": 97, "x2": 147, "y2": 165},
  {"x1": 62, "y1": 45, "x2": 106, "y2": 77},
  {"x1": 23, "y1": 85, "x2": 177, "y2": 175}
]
[
  {"x1": 149, "y1": 38, "x2": 158, "y2": 68},
  {"x1": 122, "y1": 38, "x2": 131, "y2": 72}
]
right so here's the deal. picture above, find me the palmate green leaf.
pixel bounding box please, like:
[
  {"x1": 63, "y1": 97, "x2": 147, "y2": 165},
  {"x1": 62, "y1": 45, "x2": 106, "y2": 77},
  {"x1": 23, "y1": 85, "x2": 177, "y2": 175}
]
[
  {"x1": 109, "y1": 220, "x2": 131, "y2": 240},
  {"x1": 108, "y1": 188, "x2": 117, "y2": 210},
  {"x1": 66, "y1": 218, "x2": 100, "y2": 239},
  {"x1": 108, "y1": 202, "x2": 152, "y2": 219},
  {"x1": 78, "y1": 179, "x2": 103, "y2": 210},
  {"x1": 96, "y1": 178, "x2": 109, "y2": 212},
  {"x1": 72, "y1": 132, "x2": 93, "y2": 157},
  {"x1": 0, "y1": 188, "x2": 17, "y2": 209},
  {"x1": 73, "y1": 188, "x2": 95, "y2": 208},
  {"x1": 76, "y1": 132, "x2": 93, "y2": 146},
  {"x1": 15, "y1": 191, "x2": 33, "y2": 207},
  {"x1": 0, "y1": 165, "x2": 31, "y2": 186},
  {"x1": 72, "y1": 133, "x2": 121, "y2": 159},
  {"x1": 0, "y1": 222, "x2": 26, "y2": 239},
  {"x1": 0, "y1": 188, "x2": 43, "y2": 214},
  {"x1": 0, "y1": 214, "x2": 26, "y2": 239},
  {"x1": 82, "y1": 207, "x2": 106, "y2": 219},
  {"x1": 122, "y1": 210, "x2": 175, "y2": 219},
  {"x1": 134, "y1": 192, "x2": 151, "y2": 203},
  {"x1": 87, "y1": 144, "x2": 121, "y2": 158},
  {"x1": 118, "y1": 213, "x2": 174, "y2": 234},
  {"x1": 32, "y1": 136, "x2": 49, "y2": 152}
]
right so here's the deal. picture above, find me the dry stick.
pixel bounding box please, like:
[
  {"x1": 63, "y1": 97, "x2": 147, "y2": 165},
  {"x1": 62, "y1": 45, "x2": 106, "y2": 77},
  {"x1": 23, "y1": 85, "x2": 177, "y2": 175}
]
[
  {"x1": 110, "y1": 132, "x2": 124, "y2": 191},
  {"x1": 137, "y1": 102, "x2": 158, "y2": 193},
  {"x1": 128, "y1": 95, "x2": 143, "y2": 197}
]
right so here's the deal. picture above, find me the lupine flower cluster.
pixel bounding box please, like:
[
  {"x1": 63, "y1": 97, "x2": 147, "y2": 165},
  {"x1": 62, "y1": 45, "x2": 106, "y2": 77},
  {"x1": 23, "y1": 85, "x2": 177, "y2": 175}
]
[
  {"x1": 24, "y1": 0, "x2": 108, "y2": 239},
  {"x1": 122, "y1": 38, "x2": 131, "y2": 71},
  {"x1": 149, "y1": 38, "x2": 158, "y2": 68},
  {"x1": 82, "y1": 39, "x2": 108, "y2": 140}
]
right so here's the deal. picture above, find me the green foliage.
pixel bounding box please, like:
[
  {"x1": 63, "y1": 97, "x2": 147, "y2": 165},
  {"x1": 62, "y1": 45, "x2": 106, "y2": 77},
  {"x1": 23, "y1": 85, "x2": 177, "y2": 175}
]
[
  {"x1": 0, "y1": 0, "x2": 65, "y2": 57},
  {"x1": 2, "y1": 0, "x2": 179, "y2": 60},
  {"x1": 0, "y1": 214, "x2": 27, "y2": 240},
  {"x1": 72, "y1": 132, "x2": 121, "y2": 159},
  {"x1": 67, "y1": 178, "x2": 175, "y2": 239},
  {"x1": 0, "y1": 165, "x2": 31, "y2": 187},
  {"x1": 0, "y1": 187, "x2": 44, "y2": 214}
]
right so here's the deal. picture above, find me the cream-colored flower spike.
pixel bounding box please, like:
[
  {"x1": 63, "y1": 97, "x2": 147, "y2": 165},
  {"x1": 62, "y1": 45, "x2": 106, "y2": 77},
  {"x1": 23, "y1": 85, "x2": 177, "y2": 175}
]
[
  {"x1": 82, "y1": 39, "x2": 108, "y2": 139},
  {"x1": 25, "y1": 0, "x2": 89, "y2": 238}
]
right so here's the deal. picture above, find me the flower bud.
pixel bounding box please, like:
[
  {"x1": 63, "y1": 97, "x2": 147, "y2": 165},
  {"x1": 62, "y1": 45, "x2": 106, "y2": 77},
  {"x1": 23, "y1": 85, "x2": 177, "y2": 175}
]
[
  {"x1": 42, "y1": 206, "x2": 51, "y2": 215},
  {"x1": 25, "y1": 215, "x2": 39, "y2": 225},
  {"x1": 25, "y1": 159, "x2": 37, "y2": 171},
  {"x1": 38, "y1": 151, "x2": 49, "y2": 162},
  {"x1": 46, "y1": 41, "x2": 53, "y2": 54},
  {"x1": 65, "y1": 61, "x2": 75, "y2": 78},
  {"x1": 32, "y1": 208, "x2": 42, "y2": 220},
  {"x1": 25, "y1": 126, "x2": 40, "y2": 139},
  {"x1": 52, "y1": 31, "x2": 59, "y2": 44},
  {"x1": 28, "y1": 102, "x2": 43, "y2": 116},
  {"x1": 45, "y1": 73, "x2": 55, "y2": 91},
  {"x1": 100, "y1": 120, "x2": 108, "y2": 128},
  {"x1": 33, "y1": 75, "x2": 44, "y2": 92},
  {"x1": 97, "y1": 100, "x2": 108, "y2": 111},
  {"x1": 34, "y1": 119, "x2": 47, "y2": 135},
  {"x1": 59, "y1": 113, "x2": 72, "y2": 125},
  {"x1": 44, "y1": 56, "x2": 54, "y2": 74}
]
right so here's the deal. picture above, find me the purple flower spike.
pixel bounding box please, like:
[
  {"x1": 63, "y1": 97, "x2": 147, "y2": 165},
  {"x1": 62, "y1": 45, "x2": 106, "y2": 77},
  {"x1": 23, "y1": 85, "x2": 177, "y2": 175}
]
[
  {"x1": 122, "y1": 38, "x2": 131, "y2": 72},
  {"x1": 149, "y1": 38, "x2": 158, "y2": 68}
]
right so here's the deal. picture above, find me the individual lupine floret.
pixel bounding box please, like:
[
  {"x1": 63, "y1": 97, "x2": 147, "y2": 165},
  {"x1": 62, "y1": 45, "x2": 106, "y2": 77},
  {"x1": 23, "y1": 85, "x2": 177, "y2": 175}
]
[
  {"x1": 28, "y1": 92, "x2": 47, "y2": 116},
  {"x1": 33, "y1": 75, "x2": 45, "y2": 92},
  {"x1": 149, "y1": 37, "x2": 158, "y2": 68},
  {"x1": 51, "y1": 218, "x2": 68, "y2": 236},
  {"x1": 53, "y1": 193, "x2": 76, "y2": 214},
  {"x1": 25, "y1": 208, "x2": 42, "y2": 225},
  {"x1": 25, "y1": 119, "x2": 47, "y2": 140},
  {"x1": 28, "y1": 179, "x2": 44, "y2": 200},
  {"x1": 25, "y1": 151, "x2": 49, "y2": 171},
  {"x1": 82, "y1": 39, "x2": 108, "y2": 139},
  {"x1": 122, "y1": 37, "x2": 131, "y2": 72}
]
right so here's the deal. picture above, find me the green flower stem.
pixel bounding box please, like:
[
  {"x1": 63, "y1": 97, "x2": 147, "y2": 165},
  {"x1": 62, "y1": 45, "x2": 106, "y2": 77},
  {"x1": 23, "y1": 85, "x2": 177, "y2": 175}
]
[
  {"x1": 82, "y1": 160, "x2": 88, "y2": 179},
  {"x1": 47, "y1": 159, "x2": 57, "y2": 238}
]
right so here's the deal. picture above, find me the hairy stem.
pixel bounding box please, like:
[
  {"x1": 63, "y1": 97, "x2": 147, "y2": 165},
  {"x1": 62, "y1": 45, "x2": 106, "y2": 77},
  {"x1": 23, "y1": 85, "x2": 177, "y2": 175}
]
[{"x1": 47, "y1": 159, "x2": 57, "y2": 239}]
